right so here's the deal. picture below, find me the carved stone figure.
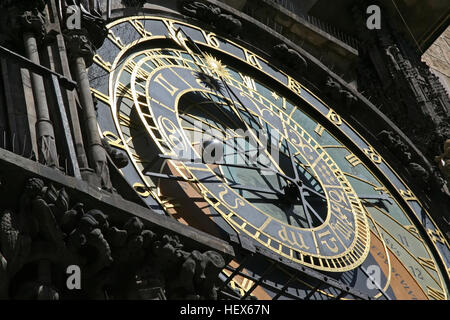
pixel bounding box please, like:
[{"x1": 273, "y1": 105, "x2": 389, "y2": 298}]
[
  {"x1": 377, "y1": 130, "x2": 412, "y2": 164},
  {"x1": 181, "y1": 1, "x2": 221, "y2": 24},
  {"x1": 180, "y1": 0, "x2": 242, "y2": 37},
  {"x1": 19, "y1": 8, "x2": 47, "y2": 40},
  {"x1": 354, "y1": 5, "x2": 450, "y2": 175},
  {"x1": 436, "y1": 139, "x2": 450, "y2": 179},
  {"x1": 102, "y1": 138, "x2": 129, "y2": 169},
  {"x1": 273, "y1": 43, "x2": 307, "y2": 71},
  {"x1": 324, "y1": 76, "x2": 357, "y2": 110},
  {"x1": 0, "y1": 178, "x2": 226, "y2": 300},
  {"x1": 408, "y1": 163, "x2": 430, "y2": 187},
  {"x1": 62, "y1": 0, "x2": 107, "y2": 48},
  {"x1": 64, "y1": 30, "x2": 96, "y2": 66}
]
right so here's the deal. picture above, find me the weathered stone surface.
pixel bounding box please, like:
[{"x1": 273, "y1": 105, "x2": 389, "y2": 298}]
[
  {"x1": 353, "y1": 4, "x2": 450, "y2": 171},
  {"x1": 121, "y1": 0, "x2": 147, "y2": 7}
]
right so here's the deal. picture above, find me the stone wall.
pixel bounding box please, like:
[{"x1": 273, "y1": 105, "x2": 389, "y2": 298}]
[{"x1": 422, "y1": 25, "x2": 450, "y2": 96}]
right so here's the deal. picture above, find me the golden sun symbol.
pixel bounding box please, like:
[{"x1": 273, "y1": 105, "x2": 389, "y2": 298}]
[{"x1": 204, "y1": 53, "x2": 230, "y2": 79}]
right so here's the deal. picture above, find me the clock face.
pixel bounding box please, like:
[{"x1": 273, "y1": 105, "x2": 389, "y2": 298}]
[{"x1": 89, "y1": 15, "x2": 450, "y2": 300}]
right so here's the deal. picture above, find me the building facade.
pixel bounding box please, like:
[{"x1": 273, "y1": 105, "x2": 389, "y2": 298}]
[{"x1": 0, "y1": 0, "x2": 449, "y2": 300}]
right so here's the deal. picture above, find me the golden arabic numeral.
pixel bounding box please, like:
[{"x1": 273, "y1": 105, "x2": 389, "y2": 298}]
[
  {"x1": 288, "y1": 76, "x2": 302, "y2": 95},
  {"x1": 133, "y1": 182, "x2": 151, "y2": 198},
  {"x1": 399, "y1": 189, "x2": 417, "y2": 201},
  {"x1": 364, "y1": 146, "x2": 383, "y2": 164},
  {"x1": 102, "y1": 131, "x2": 131, "y2": 151},
  {"x1": 326, "y1": 109, "x2": 342, "y2": 126},
  {"x1": 202, "y1": 30, "x2": 220, "y2": 48},
  {"x1": 244, "y1": 49, "x2": 262, "y2": 70},
  {"x1": 317, "y1": 230, "x2": 340, "y2": 254}
]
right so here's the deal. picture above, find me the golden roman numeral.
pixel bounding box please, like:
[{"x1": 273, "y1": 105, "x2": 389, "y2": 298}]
[
  {"x1": 118, "y1": 113, "x2": 133, "y2": 128},
  {"x1": 153, "y1": 73, "x2": 179, "y2": 96},
  {"x1": 164, "y1": 20, "x2": 189, "y2": 50},
  {"x1": 427, "y1": 286, "x2": 446, "y2": 300},
  {"x1": 117, "y1": 83, "x2": 134, "y2": 100},
  {"x1": 427, "y1": 228, "x2": 446, "y2": 245},
  {"x1": 93, "y1": 54, "x2": 111, "y2": 72},
  {"x1": 129, "y1": 19, "x2": 152, "y2": 38},
  {"x1": 314, "y1": 124, "x2": 325, "y2": 136},
  {"x1": 159, "y1": 196, "x2": 180, "y2": 210},
  {"x1": 108, "y1": 30, "x2": 125, "y2": 49},
  {"x1": 345, "y1": 153, "x2": 362, "y2": 167},
  {"x1": 91, "y1": 88, "x2": 110, "y2": 106},
  {"x1": 418, "y1": 257, "x2": 437, "y2": 271},
  {"x1": 124, "y1": 61, "x2": 149, "y2": 81}
]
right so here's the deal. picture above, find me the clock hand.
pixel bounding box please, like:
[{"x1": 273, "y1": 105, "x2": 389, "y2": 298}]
[
  {"x1": 144, "y1": 169, "x2": 283, "y2": 195},
  {"x1": 175, "y1": 28, "x2": 264, "y2": 131},
  {"x1": 285, "y1": 203, "x2": 307, "y2": 228},
  {"x1": 227, "y1": 183, "x2": 283, "y2": 196},
  {"x1": 301, "y1": 185, "x2": 327, "y2": 200},
  {"x1": 302, "y1": 192, "x2": 325, "y2": 224},
  {"x1": 177, "y1": 115, "x2": 286, "y2": 176},
  {"x1": 358, "y1": 192, "x2": 393, "y2": 205},
  {"x1": 173, "y1": 30, "x2": 281, "y2": 173},
  {"x1": 286, "y1": 138, "x2": 301, "y2": 183}
]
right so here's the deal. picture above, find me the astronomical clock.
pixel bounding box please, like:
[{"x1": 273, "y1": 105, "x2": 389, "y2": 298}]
[{"x1": 88, "y1": 14, "x2": 450, "y2": 300}]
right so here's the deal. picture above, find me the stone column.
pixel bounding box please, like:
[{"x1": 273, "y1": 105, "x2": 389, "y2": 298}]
[
  {"x1": 65, "y1": 30, "x2": 111, "y2": 190},
  {"x1": 45, "y1": 0, "x2": 90, "y2": 177},
  {"x1": 20, "y1": 9, "x2": 59, "y2": 167}
]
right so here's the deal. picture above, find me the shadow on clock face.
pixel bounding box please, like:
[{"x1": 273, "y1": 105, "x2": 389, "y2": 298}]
[{"x1": 178, "y1": 91, "x2": 328, "y2": 229}]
